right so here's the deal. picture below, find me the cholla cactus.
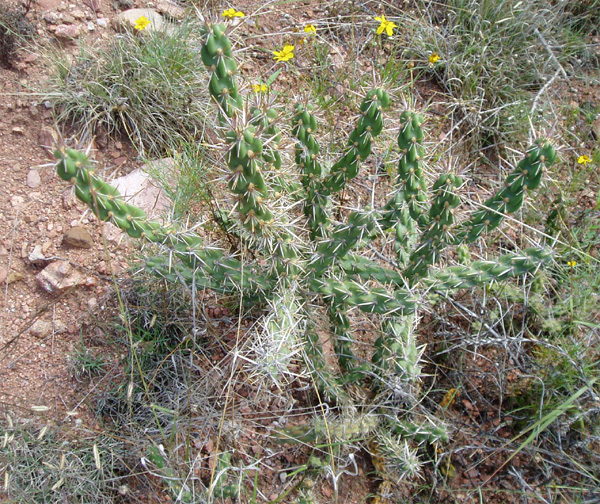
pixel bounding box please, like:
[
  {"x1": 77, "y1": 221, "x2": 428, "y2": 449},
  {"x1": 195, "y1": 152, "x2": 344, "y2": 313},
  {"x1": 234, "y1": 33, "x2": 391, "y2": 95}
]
[{"x1": 53, "y1": 22, "x2": 556, "y2": 481}]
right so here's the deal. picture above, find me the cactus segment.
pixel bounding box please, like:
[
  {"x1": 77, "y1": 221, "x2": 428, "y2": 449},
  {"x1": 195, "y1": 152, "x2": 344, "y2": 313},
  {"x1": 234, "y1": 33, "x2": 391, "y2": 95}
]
[
  {"x1": 372, "y1": 316, "x2": 423, "y2": 386},
  {"x1": 201, "y1": 23, "x2": 242, "y2": 118},
  {"x1": 396, "y1": 111, "x2": 428, "y2": 226},
  {"x1": 309, "y1": 210, "x2": 376, "y2": 276},
  {"x1": 425, "y1": 247, "x2": 552, "y2": 292},
  {"x1": 404, "y1": 174, "x2": 463, "y2": 281},
  {"x1": 292, "y1": 103, "x2": 331, "y2": 239},
  {"x1": 324, "y1": 89, "x2": 390, "y2": 193},
  {"x1": 338, "y1": 255, "x2": 405, "y2": 285},
  {"x1": 454, "y1": 139, "x2": 556, "y2": 244},
  {"x1": 313, "y1": 277, "x2": 416, "y2": 316}
]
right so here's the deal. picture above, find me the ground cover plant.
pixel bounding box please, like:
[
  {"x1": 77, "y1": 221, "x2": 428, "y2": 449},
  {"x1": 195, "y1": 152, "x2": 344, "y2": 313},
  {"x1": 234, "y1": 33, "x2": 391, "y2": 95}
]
[
  {"x1": 45, "y1": 21, "x2": 211, "y2": 155},
  {"x1": 3, "y1": 1, "x2": 599, "y2": 502}
]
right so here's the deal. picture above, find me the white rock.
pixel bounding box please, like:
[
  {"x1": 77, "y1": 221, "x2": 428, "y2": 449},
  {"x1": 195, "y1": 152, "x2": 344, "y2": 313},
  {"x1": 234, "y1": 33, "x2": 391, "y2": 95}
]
[
  {"x1": 28, "y1": 245, "x2": 46, "y2": 265},
  {"x1": 36, "y1": 261, "x2": 82, "y2": 293},
  {"x1": 112, "y1": 166, "x2": 170, "y2": 218},
  {"x1": 27, "y1": 169, "x2": 41, "y2": 188},
  {"x1": 54, "y1": 23, "x2": 80, "y2": 39},
  {"x1": 115, "y1": 8, "x2": 166, "y2": 33},
  {"x1": 96, "y1": 17, "x2": 108, "y2": 28},
  {"x1": 11, "y1": 195, "x2": 25, "y2": 209}
]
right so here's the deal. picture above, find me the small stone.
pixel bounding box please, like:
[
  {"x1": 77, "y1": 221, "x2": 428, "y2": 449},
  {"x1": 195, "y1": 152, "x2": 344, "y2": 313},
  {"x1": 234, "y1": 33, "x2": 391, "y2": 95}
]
[
  {"x1": 12, "y1": 127, "x2": 24, "y2": 135},
  {"x1": 11, "y1": 195, "x2": 25, "y2": 209},
  {"x1": 0, "y1": 266, "x2": 6, "y2": 283},
  {"x1": 116, "y1": 0, "x2": 134, "y2": 9},
  {"x1": 44, "y1": 11, "x2": 61, "y2": 23},
  {"x1": 72, "y1": 8, "x2": 85, "y2": 19},
  {"x1": 88, "y1": 297, "x2": 98, "y2": 309},
  {"x1": 30, "y1": 320, "x2": 54, "y2": 339},
  {"x1": 0, "y1": 245, "x2": 7, "y2": 256},
  {"x1": 87, "y1": 21, "x2": 95, "y2": 30},
  {"x1": 54, "y1": 23, "x2": 80, "y2": 39},
  {"x1": 321, "y1": 485, "x2": 333, "y2": 498},
  {"x1": 38, "y1": 126, "x2": 57, "y2": 156},
  {"x1": 36, "y1": 261, "x2": 82, "y2": 293},
  {"x1": 27, "y1": 170, "x2": 41, "y2": 188},
  {"x1": 63, "y1": 226, "x2": 94, "y2": 248},
  {"x1": 7, "y1": 271, "x2": 24, "y2": 284},
  {"x1": 96, "y1": 17, "x2": 108, "y2": 28},
  {"x1": 156, "y1": 0, "x2": 185, "y2": 20},
  {"x1": 28, "y1": 245, "x2": 46, "y2": 264},
  {"x1": 61, "y1": 13, "x2": 76, "y2": 24},
  {"x1": 42, "y1": 241, "x2": 52, "y2": 254}
]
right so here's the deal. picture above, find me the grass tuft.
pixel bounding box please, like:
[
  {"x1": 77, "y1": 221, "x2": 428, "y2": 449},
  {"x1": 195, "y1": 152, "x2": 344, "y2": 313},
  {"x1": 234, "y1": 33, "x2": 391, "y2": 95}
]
[{"x1": 44, "y1": 21, "x2": 211, "y2": 156}]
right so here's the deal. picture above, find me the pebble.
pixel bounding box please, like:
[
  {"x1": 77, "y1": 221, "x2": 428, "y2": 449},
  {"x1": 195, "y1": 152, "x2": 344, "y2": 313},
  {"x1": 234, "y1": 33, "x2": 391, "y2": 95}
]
[
  {"x1": 44, "y1": 11, "x2": 60, "y2": 23},
  {"x1": 157, "y1": 0, "x2": 186, "y2": 20},
  {"x1": 96, "y1": 17, "x2": 108, "y2": 28},
  {"x1": 36, "y1": 261, "x2": 82, "y2": 293},
  {"x1": 54, "y1": 23, "x2": 81, "y2": 39},
  {"x1": 12, "y1": 127, "x2": 24, "y2": 135},
  {"x1": 28, "y1": 245, "x2": 46, "y2": 264},
  {"x1": 30, "y1": 320, "x2": 54, "y2": 339},
  {"x1": 11, "y1": 195, "x2": 25, "y2": 209},
  {"x1": 27, "y1": 170, "x2": 41, "y2": 188},
  {"x1": 0, "y1": 266, "x2": 7, "y2": 283},
  {"x1": 8, "y1": 271, "x2": 24, "y2": 284},
  {"x1": 63, "y1": 226, "x2": 94, "y2": 249}
]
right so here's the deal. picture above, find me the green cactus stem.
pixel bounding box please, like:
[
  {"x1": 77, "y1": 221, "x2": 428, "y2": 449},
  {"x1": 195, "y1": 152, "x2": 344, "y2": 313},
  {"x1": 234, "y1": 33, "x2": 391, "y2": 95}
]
[
  {"x1": 292, "y1": 103, "x2": 331, "y2": 239},
  {"x1": 454, "y1": 139, "x2": 556, "y2": 244},
  {"x1": 396, "y1": 111, "x2": 428, "y2": 227},
  {"x1": 324, "y1": 89, "x2": 390, "y2": 193}
]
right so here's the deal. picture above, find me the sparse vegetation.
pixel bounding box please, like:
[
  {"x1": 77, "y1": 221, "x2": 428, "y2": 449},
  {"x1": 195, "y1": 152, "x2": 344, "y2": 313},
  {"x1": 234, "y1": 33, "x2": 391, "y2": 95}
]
[
  {"x1": 44, "y1": 21, "x2": 212, "y2": 155},
  {"x1": 3, "y1": 0, "x2": 599, "y2": 502},
  {"x1": 0, "y1": 1, "x2": 34, "y2": 69}
]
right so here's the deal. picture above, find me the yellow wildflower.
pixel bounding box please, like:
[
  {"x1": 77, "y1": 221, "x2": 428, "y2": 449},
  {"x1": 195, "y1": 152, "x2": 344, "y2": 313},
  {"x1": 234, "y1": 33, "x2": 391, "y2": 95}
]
[
  {"x1": 429, "y1": 52, "x2": 440, "y2": 64},
  {"x1": 578, "y1": 154, "x2": 591, "y2": 166},
  {"x1": 304, "y1": 24, "x2": 316, "y2": 35},
  {"x1": 252, "y1": 84, "x2": 268, "y2": 93},
  {"x1": 134, "y1": 16, "x2": 151, "y2": 31},
  {"x1": 222, "y1": 8, "x2": 245, "y2": 19},
  {"x1": 375, "y1": 15, "x2": 397, "y2": 37},
  {"x1": 567, "y1": 260, "x2": 577, "y2": 267},
  {"x1": 273, "y1": 45, "x2": 295, "y2": 62}
]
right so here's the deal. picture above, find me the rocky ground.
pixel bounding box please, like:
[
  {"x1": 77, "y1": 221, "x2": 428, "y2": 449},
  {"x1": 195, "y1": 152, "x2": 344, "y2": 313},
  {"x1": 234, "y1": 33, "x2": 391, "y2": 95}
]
[{"x1": 0, "y1": 0, "x2": 182, "y2": 425}]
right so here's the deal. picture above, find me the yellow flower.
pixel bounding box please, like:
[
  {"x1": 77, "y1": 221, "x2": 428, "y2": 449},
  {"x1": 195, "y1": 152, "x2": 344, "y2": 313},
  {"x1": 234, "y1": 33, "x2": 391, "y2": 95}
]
[
  {"x1": 252, "y1": 83, "x2": 268, "y2": 93},
  {"x1": 578, "y1": 154, "x2": 591, "y2": 165},
  {"x1": 134, "y1": 16, "x2": 151, "y2": 31},
  {"x1": 304, "y1": 24, "x2": 316, "y2": 35},
  {"x1": 429, "y1": 52, "x2": 440, "y2": 64},
  {"x1": 374, "y1": 15, "x2": 397, "y2": 36},
  {"x1": 222, "y1": 8, "x2": 245, "y2": 19},
  {"x1": 567, "y1": 260, "x2": 577, "y2": 267},
  {"x1": 273, "y1": 45, "x2": 295, "y2": 62}
]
